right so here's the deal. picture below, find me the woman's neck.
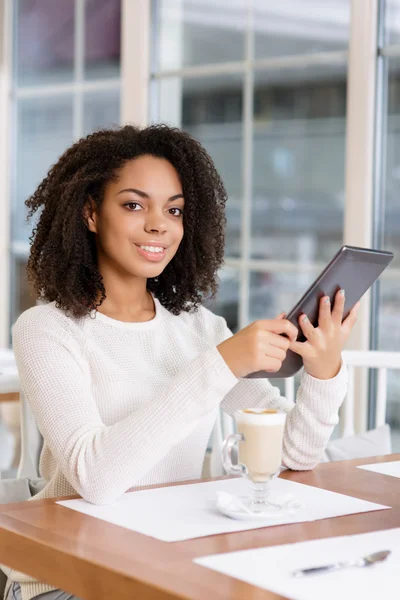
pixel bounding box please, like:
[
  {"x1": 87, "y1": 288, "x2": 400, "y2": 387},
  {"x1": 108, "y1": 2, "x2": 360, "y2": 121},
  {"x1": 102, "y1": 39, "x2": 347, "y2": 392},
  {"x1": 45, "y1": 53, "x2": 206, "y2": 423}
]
[
  {"x1": 96, "y1": 268, "x2": 155, "y2": 323},
  {"x1": 97, "y1": 292, "x2": 155, "y2": 323}
]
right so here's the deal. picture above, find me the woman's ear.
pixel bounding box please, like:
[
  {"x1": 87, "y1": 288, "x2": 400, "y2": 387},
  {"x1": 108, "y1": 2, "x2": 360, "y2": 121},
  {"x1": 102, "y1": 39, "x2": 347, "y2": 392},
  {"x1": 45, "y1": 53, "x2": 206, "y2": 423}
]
[{"x1": 83, "y1": 198, "x2": 98, "y2": 234}]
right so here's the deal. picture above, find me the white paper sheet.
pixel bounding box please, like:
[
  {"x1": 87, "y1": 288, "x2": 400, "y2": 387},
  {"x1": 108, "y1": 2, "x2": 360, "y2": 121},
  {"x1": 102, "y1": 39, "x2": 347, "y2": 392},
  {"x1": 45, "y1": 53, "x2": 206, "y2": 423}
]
[
  {"x1": 195, "y1": 528, "x2": 400, "y2": 600},
  {"x1": 57, "y1": 477, "x2": 389, "y2": 542},
  {"x1": 358, "y1": 460, "x2": 400, "y2": 478}
]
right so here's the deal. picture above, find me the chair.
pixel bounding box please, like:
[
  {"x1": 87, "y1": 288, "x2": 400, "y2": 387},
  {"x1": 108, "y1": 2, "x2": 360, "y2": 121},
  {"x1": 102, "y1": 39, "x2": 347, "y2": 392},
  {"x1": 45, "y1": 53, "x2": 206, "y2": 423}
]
[
  {"x1": 0, "y1": 348, "x2": 42, "y2": 480},
  {"x1": 0, "y1": 353, "x2": 43, "y2": 598},
  {"x1": 0, "y1": 350, "x2": 20, "y2": 477},
  {"x1": 17, "y1": 391, "x2": 42, "y2": 479}
]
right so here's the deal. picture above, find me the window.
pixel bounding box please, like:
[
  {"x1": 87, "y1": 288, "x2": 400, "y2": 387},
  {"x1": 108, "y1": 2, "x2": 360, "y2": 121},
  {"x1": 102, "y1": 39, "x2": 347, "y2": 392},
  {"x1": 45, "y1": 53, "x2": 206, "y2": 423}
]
[
  {"x1": 9, "y1": 0, "x2": 121, "y2": 328},
  {"x1": 2, "y1": 0, "x2": 396, "y2": 443},
  {"x1": 375, "y1": 0, "x2": 400, "y2": 449},
  {"x1": 151, "y1": 0, "x2": 350, "y2": 393}
]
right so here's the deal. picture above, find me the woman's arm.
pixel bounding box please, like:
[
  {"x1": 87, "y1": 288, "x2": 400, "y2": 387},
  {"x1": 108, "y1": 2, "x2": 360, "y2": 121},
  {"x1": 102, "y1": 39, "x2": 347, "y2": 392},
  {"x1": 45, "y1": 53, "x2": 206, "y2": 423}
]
[
  {"x1": 13, "y1": 312, "x2": 238, "y2": 505},
  {"x1": 220, "y1": 364, "x2": 347, "y2": 470},
  {"x1": 211, "y1": 310, "x2": 347, "y2": 470}
]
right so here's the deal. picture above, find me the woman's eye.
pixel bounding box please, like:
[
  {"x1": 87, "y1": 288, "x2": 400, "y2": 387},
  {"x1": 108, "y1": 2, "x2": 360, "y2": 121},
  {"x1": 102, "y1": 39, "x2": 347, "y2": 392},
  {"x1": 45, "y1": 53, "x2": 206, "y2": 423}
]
[
  {"x1": 124, "y1": 202, "x2": 142, "y2": 211},
  {"x1": 169, "y1": 208, "x2": 183, "y2": 217}
]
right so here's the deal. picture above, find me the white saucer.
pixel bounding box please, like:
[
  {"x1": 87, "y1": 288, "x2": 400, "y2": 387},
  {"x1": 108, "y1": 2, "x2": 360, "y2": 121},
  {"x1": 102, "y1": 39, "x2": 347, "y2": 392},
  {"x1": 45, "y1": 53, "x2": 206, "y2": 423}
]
[{"x1": 216, "y1": 491, "x2": 302, "y2": 521}]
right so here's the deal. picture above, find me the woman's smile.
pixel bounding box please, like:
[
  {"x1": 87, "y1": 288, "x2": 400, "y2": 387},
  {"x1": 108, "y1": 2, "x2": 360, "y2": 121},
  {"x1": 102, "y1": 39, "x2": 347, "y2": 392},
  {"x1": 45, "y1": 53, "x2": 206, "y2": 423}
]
[{"x1": 134, "y1": 242, "x2": 167, "y2": 262}]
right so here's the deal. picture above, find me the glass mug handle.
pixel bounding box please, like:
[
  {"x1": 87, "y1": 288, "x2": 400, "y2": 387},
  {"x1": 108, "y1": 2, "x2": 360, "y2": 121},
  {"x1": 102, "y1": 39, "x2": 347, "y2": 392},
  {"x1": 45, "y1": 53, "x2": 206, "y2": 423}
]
[{"x1": 221, "y1": 433, "x2": 248, "y2": 476}]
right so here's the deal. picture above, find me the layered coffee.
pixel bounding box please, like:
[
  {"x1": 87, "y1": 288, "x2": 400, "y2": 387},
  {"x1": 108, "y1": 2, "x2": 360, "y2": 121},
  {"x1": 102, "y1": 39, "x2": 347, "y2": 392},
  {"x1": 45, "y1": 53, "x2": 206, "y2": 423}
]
[{"x1": 236, "y1": 409, "x2": 286, "y2": 482}]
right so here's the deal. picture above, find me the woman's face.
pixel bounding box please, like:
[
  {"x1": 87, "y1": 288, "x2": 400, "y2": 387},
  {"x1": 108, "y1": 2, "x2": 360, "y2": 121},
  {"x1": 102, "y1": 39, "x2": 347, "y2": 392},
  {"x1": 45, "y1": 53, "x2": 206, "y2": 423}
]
[{"x1": 87, "y1": 155, "x2": 185, "y2": 280}]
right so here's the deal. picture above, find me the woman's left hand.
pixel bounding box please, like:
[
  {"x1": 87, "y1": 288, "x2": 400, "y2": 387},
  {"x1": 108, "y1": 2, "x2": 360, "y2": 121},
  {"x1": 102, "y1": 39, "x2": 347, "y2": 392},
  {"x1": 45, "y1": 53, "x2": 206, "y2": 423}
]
[{"x1": 289, "y1": 289, "x2": 360, "y2": 380}]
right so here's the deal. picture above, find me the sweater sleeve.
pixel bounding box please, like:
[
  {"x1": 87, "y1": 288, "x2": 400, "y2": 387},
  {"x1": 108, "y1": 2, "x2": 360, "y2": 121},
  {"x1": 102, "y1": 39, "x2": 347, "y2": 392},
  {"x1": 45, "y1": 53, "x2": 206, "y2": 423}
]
[
  {"x1": 12, "y1": 311, "x2": 238, "y2": 505},
  {"x1": 208, "y1": 312, "x2": 348, "y2": 470},
  {"x1": 221, "y1": 364, "x2": 347, "y2": 470}
]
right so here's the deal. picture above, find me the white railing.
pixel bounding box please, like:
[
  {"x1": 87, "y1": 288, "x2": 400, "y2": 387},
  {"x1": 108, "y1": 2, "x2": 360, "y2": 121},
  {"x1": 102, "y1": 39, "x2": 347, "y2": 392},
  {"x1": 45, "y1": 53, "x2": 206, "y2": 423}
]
[
  {"x1": 217, "y1": 350, "x2": 400, "y2": 445},
  {"x1": 340, "y1": 350, "x2": 400, "y2": 437},
  {"x1": 283, "y1": 350, "x2": 400, "y2": 438}
]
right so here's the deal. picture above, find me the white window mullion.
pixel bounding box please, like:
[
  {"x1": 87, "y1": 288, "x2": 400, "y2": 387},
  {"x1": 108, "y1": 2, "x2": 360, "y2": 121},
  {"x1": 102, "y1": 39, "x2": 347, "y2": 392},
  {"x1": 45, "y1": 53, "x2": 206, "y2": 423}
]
[
  {"x1": 238, "y1": 3, "x2": 254, "y2": 330},
  {"x1": 121, "y1": 0, "x2": 151, "y2": 126},
  {"x1": 344, "y1": 0, "x2": 379, "y2": 433},
  {"x1": 73, "y1": 0, "x2": 85, "y2": 140},
  {"x1": 0, "y1": 0, "x2": 12, "y2": 346},
  {"x1": 15, "y1": 80, "x2": 120, "y2": 99}
]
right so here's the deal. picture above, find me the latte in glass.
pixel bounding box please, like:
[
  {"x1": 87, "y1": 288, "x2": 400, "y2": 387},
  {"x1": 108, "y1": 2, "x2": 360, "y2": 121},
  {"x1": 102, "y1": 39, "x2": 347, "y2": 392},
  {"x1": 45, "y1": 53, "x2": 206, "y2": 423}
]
[{"x1": 236, "y1": 409, "x2": 286, "y2": 482}]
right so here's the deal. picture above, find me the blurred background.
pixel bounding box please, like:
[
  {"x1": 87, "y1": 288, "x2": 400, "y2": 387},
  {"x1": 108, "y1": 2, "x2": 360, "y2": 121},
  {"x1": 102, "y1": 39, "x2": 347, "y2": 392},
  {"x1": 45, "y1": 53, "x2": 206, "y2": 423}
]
[{"x1": 1, "y1": 0, "x2": 400, "y2": 470}]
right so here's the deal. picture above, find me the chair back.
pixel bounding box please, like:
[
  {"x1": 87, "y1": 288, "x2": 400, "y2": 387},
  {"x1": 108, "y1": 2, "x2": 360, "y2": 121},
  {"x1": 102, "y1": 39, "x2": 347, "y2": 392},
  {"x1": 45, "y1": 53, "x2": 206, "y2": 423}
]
[{"x1": 17, "y1": 392, "x2": 42, "y2": 479}]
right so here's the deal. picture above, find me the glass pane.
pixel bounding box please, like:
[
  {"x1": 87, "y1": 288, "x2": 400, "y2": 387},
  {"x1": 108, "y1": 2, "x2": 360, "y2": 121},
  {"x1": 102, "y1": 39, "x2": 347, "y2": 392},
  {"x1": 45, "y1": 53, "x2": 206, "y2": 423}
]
[
  {"x1": 384, "y1": 58, "x2": 400, "y2": 271},
  {"x1": 16, "y1": 0, "x2": 74, "y2": 86},
  {"x1": 13, "y1": 96, "x2": 74, "y2": 243},
  {"x1": 254, "y1": 0, "x2": 350, "y2": 59},
  {"x1": 385, "y1": 0, "x2": 400, "y2": 46},
  {"x1": 83, "y1": 89, "x2": 120, "y2": 135},
  {"x1": 156, "y1": 73, "x2": 244, "y2": 257},
  {"x1": 153, "y1": 0, "x2": 246, "y2": 71},
  {"x1": 251, "y1": 64, "x2": 346, "y2": 261},
  {"x1": 10, "y1": 257, "x2": 36, "y2": 326},
  {"x1": 377, "y1": 56, "x2": 400, "y2": 451},
  {"x1": 249, "y1": 269, "x2": 316, "y2": 323},
  {"x1": 206, "y1": 267, "x2": 240, "y2": 332},
  {"x1": 85, "y1": 0, "x2": 121, "y2": 80}
]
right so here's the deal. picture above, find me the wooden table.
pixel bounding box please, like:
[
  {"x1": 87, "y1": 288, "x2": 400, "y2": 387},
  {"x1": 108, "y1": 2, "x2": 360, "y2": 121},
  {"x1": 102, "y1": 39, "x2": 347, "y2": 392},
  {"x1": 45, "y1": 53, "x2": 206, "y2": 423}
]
[
  {"x1": 0, "y1": 393, "x2": 19, "y2": 403},
  {"x1": 0, "y1": 454, "x2": 399, "y2": 600}
]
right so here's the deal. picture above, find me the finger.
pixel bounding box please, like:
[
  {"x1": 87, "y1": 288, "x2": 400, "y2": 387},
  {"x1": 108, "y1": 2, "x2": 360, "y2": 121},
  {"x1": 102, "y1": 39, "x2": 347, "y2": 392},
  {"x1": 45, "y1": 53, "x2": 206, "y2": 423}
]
[
  {"x1": 332, "y1": 288, "x2": 345, "y2": 326},
  {"x1": 318, "y1": 295, "x2": 332, "y2": 330},
  {"x1": 265, "y1": 344, "x2": 287, "y2": 362},
  {"x1": 298, "y1": 314, "x2": 316, "y2": 341},
  {"x1": 276, "y1": 312, "x2": 286, "y2": 320},
  {"x1": 266, "y1": 332, "x2": 291, "y2": 351},
  {"x1": 341, "y1": 301, "x2": 360, "y2": 335},
  {"x1": 264, "y1": 357, "x2": 283, "y2": 373},
  {"x1": 256, "y1": 319, "x2": 298, "y2": 342},
  {"x1": 289, "y1": 339, "x2": 313, "y2": 359}
]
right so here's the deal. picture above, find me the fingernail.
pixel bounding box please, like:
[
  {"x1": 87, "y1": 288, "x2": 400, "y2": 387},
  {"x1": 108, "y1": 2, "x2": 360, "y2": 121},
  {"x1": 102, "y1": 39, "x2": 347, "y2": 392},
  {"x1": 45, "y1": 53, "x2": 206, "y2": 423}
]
[
  {"x1": 303, "y1": 315, "x2": 308, "y2": 322},
  {"x1": 340, "y1": 289, "x2": 345, "y2": 296},
  {"x1": 324, "y1": 297, "x2": 330, "y2": 304}
]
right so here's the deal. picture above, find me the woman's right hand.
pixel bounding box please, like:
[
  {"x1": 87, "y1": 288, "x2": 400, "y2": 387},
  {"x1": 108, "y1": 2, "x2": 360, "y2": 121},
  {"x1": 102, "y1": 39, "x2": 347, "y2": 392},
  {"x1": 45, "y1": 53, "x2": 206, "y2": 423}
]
[{"x1": 217, "y1": 315, "x2": 298, "y2": 378}]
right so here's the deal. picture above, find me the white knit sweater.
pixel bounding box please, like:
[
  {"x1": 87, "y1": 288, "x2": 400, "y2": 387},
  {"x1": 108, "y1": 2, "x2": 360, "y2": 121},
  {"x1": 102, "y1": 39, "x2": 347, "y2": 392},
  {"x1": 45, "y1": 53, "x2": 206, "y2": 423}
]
[{"x1": 4, "y1": 296, "x2": 347, "y2": 600}]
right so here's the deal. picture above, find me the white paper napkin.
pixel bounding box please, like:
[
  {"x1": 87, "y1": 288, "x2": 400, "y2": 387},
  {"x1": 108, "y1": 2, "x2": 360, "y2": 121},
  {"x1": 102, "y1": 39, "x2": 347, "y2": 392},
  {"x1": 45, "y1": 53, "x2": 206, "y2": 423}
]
[
  {"x1": 57, "y1": 476, "x2": 389, "y2": 542},
  {"x1": 195, "y1": 527, "x2": 400, "y2": 600},
  {"x1": 358, "y1": 461, "x2": 400, "y2": 478}
]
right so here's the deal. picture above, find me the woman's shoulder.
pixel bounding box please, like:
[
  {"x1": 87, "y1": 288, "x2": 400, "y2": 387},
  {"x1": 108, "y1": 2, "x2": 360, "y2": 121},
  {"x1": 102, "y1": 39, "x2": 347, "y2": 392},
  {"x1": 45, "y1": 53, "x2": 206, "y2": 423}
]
[
  {"x1": 174, "y1": 303, "x2": 230, "y2": 345},
  {"x1": 13, "y1": 302, "x2": 83, "y2": 341}
]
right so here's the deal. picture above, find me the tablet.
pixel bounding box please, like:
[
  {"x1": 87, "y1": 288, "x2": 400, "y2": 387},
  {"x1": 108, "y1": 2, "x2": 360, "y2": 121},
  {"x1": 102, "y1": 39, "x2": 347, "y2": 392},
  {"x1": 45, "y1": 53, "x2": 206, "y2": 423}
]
[{"x1": 245, "y1": 245, "x2": 394, "y2": 380}]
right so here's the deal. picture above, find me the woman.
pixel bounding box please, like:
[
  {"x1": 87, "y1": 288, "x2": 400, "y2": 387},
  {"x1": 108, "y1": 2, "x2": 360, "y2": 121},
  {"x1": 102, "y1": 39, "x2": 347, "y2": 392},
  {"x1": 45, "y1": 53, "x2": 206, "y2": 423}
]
[{"x1": 4, "y1": 124, "x2": 358, "y2": 600}]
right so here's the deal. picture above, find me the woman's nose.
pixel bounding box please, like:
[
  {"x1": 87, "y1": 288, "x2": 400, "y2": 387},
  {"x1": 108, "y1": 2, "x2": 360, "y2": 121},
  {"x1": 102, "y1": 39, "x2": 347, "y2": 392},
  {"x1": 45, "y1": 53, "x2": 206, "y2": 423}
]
[{"x1": 144, "y1": 211, "x2": 167, "y2": 234}]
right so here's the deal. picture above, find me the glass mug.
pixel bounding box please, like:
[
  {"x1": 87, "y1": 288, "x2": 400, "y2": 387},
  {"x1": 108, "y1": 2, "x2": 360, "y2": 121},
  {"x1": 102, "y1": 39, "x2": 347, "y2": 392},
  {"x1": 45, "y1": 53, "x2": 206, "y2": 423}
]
[{"x1": 222, "y1": 408, "x2": 287, "y2": 512}]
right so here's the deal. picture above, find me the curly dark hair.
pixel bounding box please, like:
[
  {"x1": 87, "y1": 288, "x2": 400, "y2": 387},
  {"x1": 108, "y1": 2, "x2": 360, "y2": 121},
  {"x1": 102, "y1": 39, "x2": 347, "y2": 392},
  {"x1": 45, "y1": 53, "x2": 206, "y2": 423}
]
[{"x1": 26, "y1": 124, "x2": 228, "y2": 318}]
